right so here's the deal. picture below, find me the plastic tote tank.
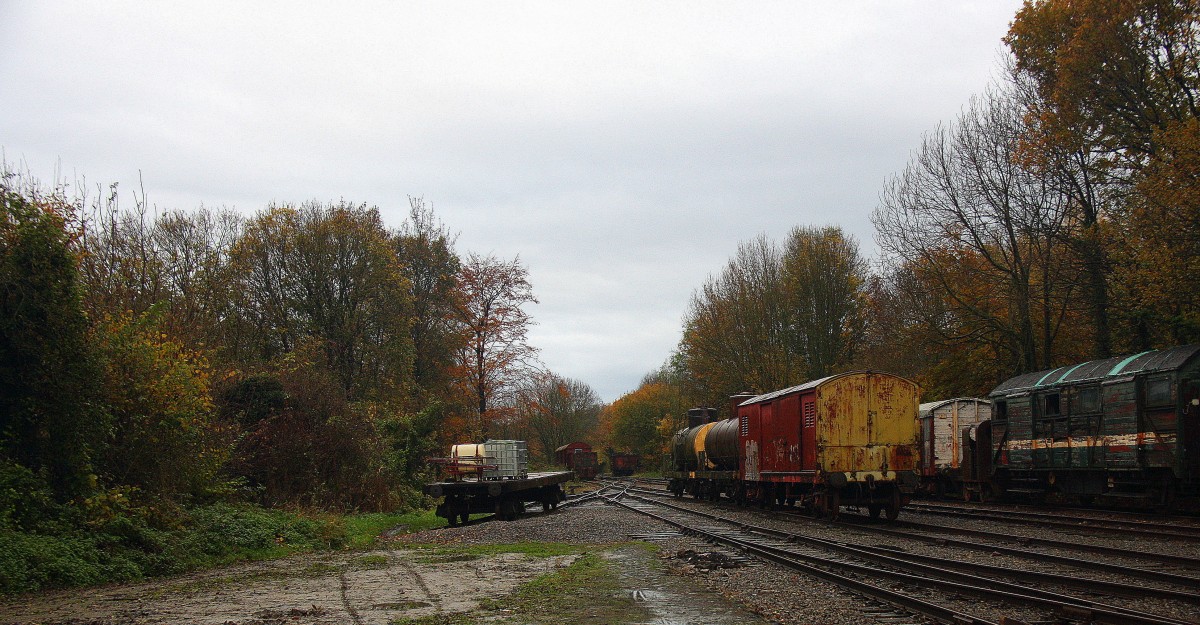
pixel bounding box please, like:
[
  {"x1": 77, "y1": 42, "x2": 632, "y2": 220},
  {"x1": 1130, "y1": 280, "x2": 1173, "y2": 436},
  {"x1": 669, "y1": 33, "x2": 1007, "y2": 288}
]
[{"x1": 483, "y1": 439, "x2": 529, "y2": 479}]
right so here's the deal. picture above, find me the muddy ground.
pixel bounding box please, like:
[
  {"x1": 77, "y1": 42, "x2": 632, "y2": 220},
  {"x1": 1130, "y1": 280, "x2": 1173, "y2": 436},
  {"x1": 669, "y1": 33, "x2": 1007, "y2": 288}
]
[{"x1": 0, "y1": 502, "x2": 770, "y2": 625}]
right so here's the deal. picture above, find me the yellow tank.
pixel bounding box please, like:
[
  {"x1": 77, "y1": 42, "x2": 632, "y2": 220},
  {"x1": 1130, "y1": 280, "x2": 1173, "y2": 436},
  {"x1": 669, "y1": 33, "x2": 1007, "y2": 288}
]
[
  {"x1": 693, "y1": 421, "x2": 717, "y2": 471},
  {"x1": 451, "y1": 443, "x2": 486, "y2": 464}
]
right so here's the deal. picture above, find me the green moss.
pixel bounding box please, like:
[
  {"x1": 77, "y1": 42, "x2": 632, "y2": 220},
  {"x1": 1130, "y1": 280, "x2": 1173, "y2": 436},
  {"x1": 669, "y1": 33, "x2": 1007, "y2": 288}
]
[
  {"x1": 405, "y1": 541, "x2": 583, "y2": 559},
  {"x1": 485, "y1": 551, "x2": 653, "y2": 625},
  {"x1": 388, "y1": 614, "x2": 474, "y2": 625}
]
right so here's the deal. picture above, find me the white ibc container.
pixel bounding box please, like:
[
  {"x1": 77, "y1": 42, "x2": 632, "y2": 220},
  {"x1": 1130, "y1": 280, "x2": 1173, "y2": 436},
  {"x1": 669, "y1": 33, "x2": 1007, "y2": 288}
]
[{"x1": 483, "y1": 439, "x2": 528, "y2": 479}]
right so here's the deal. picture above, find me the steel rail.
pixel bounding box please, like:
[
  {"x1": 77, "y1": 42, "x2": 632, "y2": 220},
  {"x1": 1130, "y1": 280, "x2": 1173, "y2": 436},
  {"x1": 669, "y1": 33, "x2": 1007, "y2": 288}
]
[
  {"x1": 625, "y1": 483, "x2": 1200, "y2": 584},
  {"x1": 628, "y1": 494, "x2": 1200, "y2": 621},
  {"x1": 904, "y1": 502, "x2": 1200, "y2": 540},
  {"x1": 613, "y1": 492, "x2": 1198, "y2": 625},
  {"x1": 604, "y1": 493, "x2": 999, "y2": 625}
]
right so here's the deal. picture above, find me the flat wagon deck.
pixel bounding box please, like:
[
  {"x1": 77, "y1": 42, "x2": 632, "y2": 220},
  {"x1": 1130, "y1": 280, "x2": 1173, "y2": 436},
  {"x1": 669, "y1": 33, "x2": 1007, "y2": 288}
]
[{"x1": 424, "y1": 471, "x2": 573, "y2": 525}]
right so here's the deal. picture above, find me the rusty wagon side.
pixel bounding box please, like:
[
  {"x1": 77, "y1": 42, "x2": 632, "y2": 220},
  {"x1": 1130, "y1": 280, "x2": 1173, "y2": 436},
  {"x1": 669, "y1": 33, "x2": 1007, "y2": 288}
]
[{"x1": 666, "y1": 371, "x2": 921, "y2": 520}]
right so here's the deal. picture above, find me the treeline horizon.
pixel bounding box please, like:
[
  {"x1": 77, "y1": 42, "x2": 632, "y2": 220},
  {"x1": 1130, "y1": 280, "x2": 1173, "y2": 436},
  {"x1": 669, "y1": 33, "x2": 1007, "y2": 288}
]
[
  {"x1": 603, "y1": 0, "x2": 1200, "y2": 461},
  {"x1": 2, "y1": 163, "x2": 619, "y2": 514},
  {"x1": 0, "y1": 0, "x2": 1196, "y2": 594}
]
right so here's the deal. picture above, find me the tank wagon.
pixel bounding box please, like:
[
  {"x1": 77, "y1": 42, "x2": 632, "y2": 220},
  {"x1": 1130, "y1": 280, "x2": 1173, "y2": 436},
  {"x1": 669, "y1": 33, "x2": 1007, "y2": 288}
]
[
  {"x1": 666, "y1": 371, "x2": 921, "y2": 520},
  {"x1": 918, "y1": 398, "x2": 991, "y2": 498},
  {"x1": 974, "y1": 344, "x2": 1200, "y2": 509}
]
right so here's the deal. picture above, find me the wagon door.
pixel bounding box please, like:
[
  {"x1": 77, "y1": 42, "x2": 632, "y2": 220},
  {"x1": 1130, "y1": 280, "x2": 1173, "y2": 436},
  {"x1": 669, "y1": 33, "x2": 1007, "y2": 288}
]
[
  {"x1": 778, "y1": 394, "x2": 803, "y2": 472},
  {"x1": 801, "y1": 393, "x2": 817, "y2": 470},
  {"x1": 760, "y1": 401, "x2": 777, "y2": 474},
  {"x1": 1102, "y1": 376, "x2": 1138, "y2": 469},
  {"x1": 1180, "y1": 379, "x2": 1199, "y2": 478}
]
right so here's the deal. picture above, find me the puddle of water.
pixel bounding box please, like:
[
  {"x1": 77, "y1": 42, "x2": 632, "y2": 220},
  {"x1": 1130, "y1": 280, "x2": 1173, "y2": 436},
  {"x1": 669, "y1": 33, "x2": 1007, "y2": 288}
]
[{"x1": 608, "y1": 547, "x2": 770, "y2": 625}]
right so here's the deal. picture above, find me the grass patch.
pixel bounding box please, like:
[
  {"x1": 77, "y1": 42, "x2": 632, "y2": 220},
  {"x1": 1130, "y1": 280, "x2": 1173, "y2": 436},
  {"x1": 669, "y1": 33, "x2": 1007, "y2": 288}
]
[
  {"x1": 352, "y1": 554, "x2": 390, "y2": 568},
  {"x1": 0, "y1": 504, "x2": 453, "y2": 596},
  {"x1": 406, "y1": 541, "x2": 582, "y2": 559},
  {"x1": 481, "y1": 550, "x2": 652, "y2": 625},
  {"x1": 302, "y1": 561, "x2": 341, "y2": 576},
  {"x1": 343, "y1": 510, "x2": 443, "y2": 548},
  {"x1": 388, "y1": 614, "x2": 474, "y2": 625}
]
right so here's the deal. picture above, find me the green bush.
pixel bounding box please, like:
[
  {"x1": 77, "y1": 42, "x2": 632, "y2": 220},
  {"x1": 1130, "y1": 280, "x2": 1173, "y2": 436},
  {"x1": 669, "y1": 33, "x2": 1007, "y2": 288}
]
[{"x1": 0, "y1": 501, "x2": 352, "y2": 595}]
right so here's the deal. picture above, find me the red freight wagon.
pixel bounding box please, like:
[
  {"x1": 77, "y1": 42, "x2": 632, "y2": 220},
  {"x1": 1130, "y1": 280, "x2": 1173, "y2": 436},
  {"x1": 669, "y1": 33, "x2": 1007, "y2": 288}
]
[
  {"x1": 554, "y1": 442, "x2": 598, "y2": 480},
  {"x1": 669, "y1": 371, "x2": 921, "y2": 520},
  {"x1": 554, "y1": 442, "x2": 592, "y2": 466}
]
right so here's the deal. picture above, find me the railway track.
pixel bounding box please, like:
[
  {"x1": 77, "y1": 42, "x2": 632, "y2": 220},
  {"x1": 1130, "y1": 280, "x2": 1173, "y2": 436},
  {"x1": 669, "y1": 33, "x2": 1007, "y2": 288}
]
[
  {"x1": 904, "y1": 500, "x2": 1200, "y2": 540},
  {"x1": 622, "y1": 481, "x2": 1200, "y2": 582},
  {"x1": 599, "y1": 484, "x2": 1199, "y2": 625}
]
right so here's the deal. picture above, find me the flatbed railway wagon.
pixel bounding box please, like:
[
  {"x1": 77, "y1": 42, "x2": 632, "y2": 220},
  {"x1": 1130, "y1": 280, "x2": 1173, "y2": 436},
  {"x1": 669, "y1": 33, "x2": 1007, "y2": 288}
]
[
  {"x1": 667, "y1": 371, "x2": 922, "y2": 520},
  {"x1": 425, "y1": 440, "x2": 571, "y2": 525},
  {"x1": 424, "y1": 471, "x2": 572, "y2": 526}
]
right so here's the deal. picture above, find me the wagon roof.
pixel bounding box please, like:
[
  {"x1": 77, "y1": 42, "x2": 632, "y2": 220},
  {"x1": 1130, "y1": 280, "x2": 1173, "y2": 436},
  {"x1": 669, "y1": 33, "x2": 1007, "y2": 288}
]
[
  {"x1": 989, "y1": 344, "x2": 1200, "y2": 397},
  {"x1": 553, "y1": 442, "x2": 591, "y2": 452},
  {"x1": 738, "y1": 370, "x2": 917, "y2": 406},
  {"x1": 918, "y1": 397, "x2": 991, "y2": 416}
]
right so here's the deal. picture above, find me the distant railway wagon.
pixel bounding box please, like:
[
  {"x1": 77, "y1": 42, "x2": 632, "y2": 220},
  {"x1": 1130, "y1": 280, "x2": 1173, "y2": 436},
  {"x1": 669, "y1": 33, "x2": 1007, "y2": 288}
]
[
  {"x1": 554, "y1": 442, "x2": 599, "y2": 480},
  {"x1": 554, "y1": 442, "x2": 591, "y2": 464},
  {"x1": 666, "y1": 371, "x2": 921, "y2": 520},
  {"x1": 976, "y1": 344, "x2": 1200, "y2": 509},
  {"x1": 609, "y1": 453, "x2": 640, "y2": 476},
  {"x1": 918, "y1": 398, "x2": 991, "y2": 497}
]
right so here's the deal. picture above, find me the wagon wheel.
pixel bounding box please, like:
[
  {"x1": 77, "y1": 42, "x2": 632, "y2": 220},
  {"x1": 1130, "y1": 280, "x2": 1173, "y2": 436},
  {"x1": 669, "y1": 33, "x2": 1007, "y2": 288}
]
[
  {"x1": 458, "y1": 511, "x2": 471, "y2": 526},
  {"x1": 498, "y1": 499, "x2": 517, "y2": 521},
  {"x1": 821, "y1": 490, "x2": 840, "y2": 521},
  {"x1": 885, "y1": 488, "x2": 902, "y2": 521},
  {"x1": 868, "y1": 504, "x2": 882, "y2": 520},
  {"x1": 445, "y1": 498, "x2": 464, "y2": 527}
]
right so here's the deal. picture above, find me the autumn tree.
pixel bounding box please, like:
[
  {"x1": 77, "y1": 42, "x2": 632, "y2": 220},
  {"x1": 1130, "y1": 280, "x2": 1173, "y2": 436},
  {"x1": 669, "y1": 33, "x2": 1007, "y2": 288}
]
[
  {"x1": 873, "y1": 85, "x2": 1081, "y2": 375},
  {"x1": 454, "y1": 253, "x2": 539, "y2": 440},
  {"x1": 678, "y1": 235, "x2": 797, "y2": 407},
  {"x1": 1006, "y1": 0, "x2": 1200, "y2": 171},
  {"x1": 74, "y1": 180, "x2": 167, "y2": 320},
  {"x1": 230, "y1": 201, "x2": 413, "y2": 402},
  {"x1": 516, "y1": 373, "x2": 602, "y2": 463},
  {"x1": 75, "y1": 195, "x2": 245, "y2": 358},
  {"x1": 1007, "y1": 0, "x2": 1200, "y2": 349},
  {"x1": 603, "y1": 377, "x2": 688, "y2": 460},
  {"x1": 0, "y1": 178, "x2": 102, "y2": 501},
  {"x1": 1116, "y1": 118, "x2": 1200, "y2": 343},
  {"x1": 678, "y1": 227, "x2": 867, "y2": 407},
  {"x1": 92, "y1": 312, "x2": 227, "y2": 497},
  {"x1": 224, "y1": 347, "x2": 398, "y2": 510},
  {"x1": 781, "y1": 226, "x2": 868, "y2": 378},
  {"x1": 395, "y1": 197, "x2": 463, "y2": 405}
]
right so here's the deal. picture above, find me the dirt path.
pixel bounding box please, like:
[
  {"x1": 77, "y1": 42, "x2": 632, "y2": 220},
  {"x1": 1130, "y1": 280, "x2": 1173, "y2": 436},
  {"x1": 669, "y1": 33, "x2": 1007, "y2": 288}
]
[{"x1": 1, "y1": 503, "x2": 776, "y2": 625}]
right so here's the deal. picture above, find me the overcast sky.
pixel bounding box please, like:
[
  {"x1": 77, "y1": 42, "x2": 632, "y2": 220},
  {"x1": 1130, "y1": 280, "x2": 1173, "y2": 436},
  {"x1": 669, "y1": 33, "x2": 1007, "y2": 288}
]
[{"x1": 1, "y1": 2, "x2": 1024, "y2": 402}]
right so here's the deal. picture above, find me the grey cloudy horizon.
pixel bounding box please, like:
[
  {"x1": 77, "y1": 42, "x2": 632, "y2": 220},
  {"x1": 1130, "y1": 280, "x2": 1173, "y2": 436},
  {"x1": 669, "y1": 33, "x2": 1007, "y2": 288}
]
[{"x1": 1, "y1": 2, "x2": 1024, "y2": 403}]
